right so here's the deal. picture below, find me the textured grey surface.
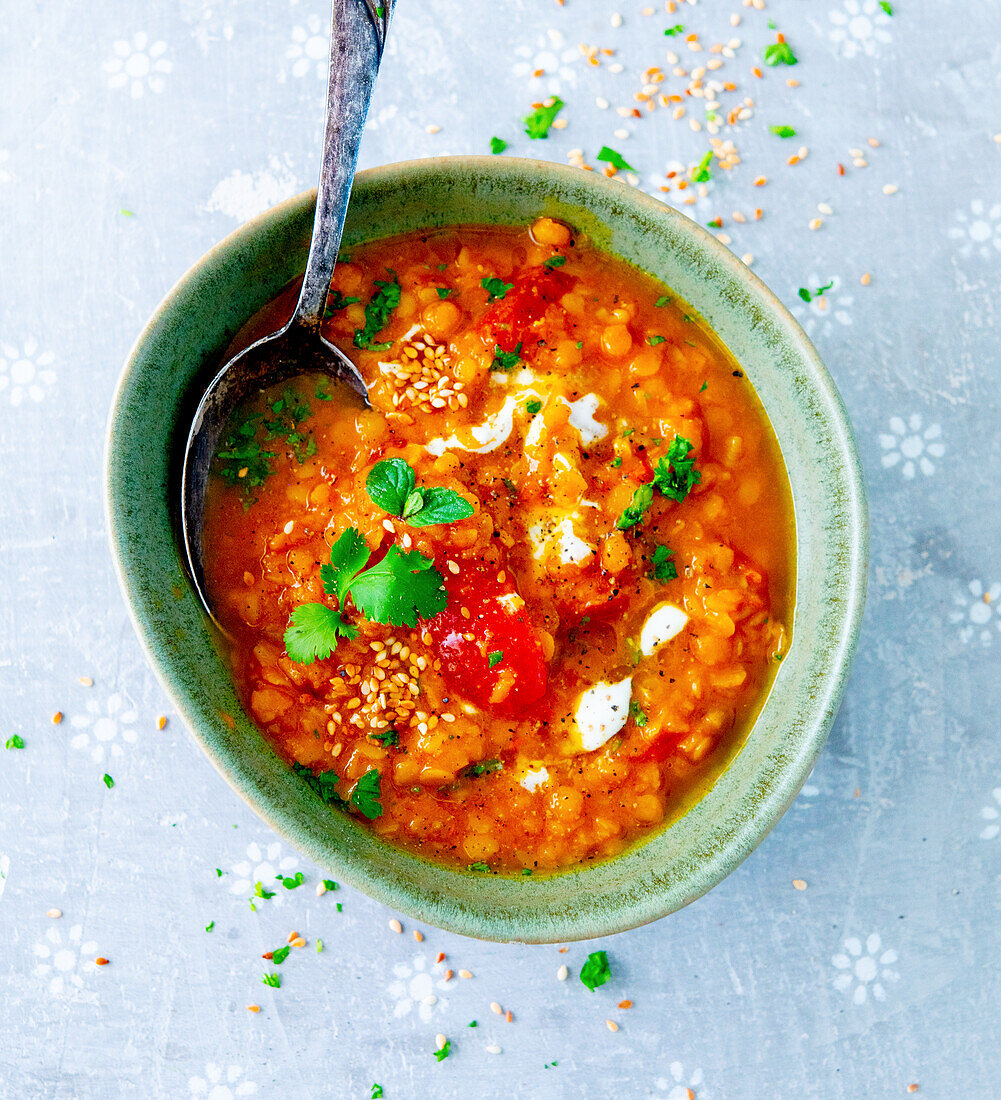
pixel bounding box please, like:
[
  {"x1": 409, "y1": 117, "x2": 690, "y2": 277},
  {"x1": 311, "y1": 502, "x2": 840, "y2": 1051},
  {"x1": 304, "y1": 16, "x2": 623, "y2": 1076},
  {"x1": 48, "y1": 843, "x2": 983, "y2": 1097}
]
[{"x1": 2, "y1": 1, "x2": 1000, "y2": 1097}]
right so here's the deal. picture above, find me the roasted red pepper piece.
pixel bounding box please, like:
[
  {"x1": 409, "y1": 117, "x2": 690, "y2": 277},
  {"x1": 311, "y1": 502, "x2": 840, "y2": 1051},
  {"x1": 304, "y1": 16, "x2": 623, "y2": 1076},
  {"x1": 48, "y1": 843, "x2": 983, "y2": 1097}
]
[{"x1": 482, "y1": 266, "x2": 576, "y2": 357}]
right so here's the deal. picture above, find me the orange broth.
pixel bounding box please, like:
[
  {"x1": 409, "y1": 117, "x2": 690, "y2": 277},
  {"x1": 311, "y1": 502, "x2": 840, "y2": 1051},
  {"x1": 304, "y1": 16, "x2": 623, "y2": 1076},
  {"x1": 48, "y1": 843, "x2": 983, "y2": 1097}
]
[{"x1": 201, "y1": 218, "x2": 794, "y2": 874}]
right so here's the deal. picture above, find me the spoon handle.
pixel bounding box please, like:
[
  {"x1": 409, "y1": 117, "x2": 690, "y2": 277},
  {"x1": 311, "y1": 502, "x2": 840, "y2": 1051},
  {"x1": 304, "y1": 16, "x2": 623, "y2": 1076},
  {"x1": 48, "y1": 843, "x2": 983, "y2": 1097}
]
[{"x1": 293, "y1": 0, "x2": 393, "y2": 331}]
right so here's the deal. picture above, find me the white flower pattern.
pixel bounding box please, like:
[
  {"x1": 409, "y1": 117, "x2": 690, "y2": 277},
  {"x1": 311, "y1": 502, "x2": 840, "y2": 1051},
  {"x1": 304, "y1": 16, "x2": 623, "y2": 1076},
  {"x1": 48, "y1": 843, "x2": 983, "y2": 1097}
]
[
  {"x1": 33, "y1": 924, "x2": 100, "y2": 1001},
  {"x1": 648, "y1": 1062, "x2": 709, "y2": 1099},
  {"x1": 285, "y1": 15, "x2": 329, "y2": 80},
  {"x1": 827, "y1": 0, "x2": 892, "y2": 59},
  {"x1": 387, "y1": 954, "x2": 451, "y2": 1022},
  {"x1": 0, "y1": 337, "x2": 56, "y2": 406},
  {"x1": 188, "y1": 1063, "x2": 258, "y2": 1098},
  {"x1": 948, "y1": 199, "x2": 1001, "y2": 259},
  {"x1": 204, "y1": 157, "x2": 301, "y2": 223},
  {"x1": 832, "y1": 932, "x2": 899, "y2": 1004},
  {"x1": 512, "y1": 28, "x2": 580, "y2": 97},
  {"x1": 950, "y1": 580, "x2": 1001, "y2": 646},
  {"x1": 879, "y1": 414, "x2": 945, "y2": 478},
  {"x1": 980, "y1": 788, "x2": 1001, "y2": 840},
  {"x1": 104, "y1": 33, "x2": 173, "y2": 98},
  {"x1": 179, "y1": 0, "x2": 236, "y2": 54},
  {"x1": 228, "y1": 840, "x2": 298, "y2": 902},
  {"x1": 69, "y1": 692, "x2": 139, "y2": 763}
]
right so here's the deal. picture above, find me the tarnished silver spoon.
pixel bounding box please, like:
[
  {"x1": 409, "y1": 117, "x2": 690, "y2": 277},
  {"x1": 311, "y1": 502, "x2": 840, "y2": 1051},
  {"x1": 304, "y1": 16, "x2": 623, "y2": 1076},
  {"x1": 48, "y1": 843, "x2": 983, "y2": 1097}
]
[{"x1": 181, "y1": 0, "x2": 393, "y2": 620}]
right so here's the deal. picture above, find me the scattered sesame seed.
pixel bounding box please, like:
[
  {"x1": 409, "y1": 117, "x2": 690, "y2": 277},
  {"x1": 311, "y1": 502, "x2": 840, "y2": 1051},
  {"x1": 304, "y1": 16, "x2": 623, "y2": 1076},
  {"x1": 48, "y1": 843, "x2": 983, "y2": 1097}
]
[
  {"x1": 388, "y1": 919, "x2": 403, "y2": 934},
  {"x1": 52, "y1": 711, "x2": 63, "y2": 725},
  {"x1": 606, "y1": 1019, "x2": 619, "y2": 1032},
  {"x1": 907, "y1": 1086, "x2": 919, "y2": 1095},
  {"x1": 413, "y1": 930, "x2": 424, "y2": 943},
  {"x1": 993, "y1": 133, "x2": 1001, "y2": 144},
  {"x1": 861, "y1": 272, "x2": 872, "y2": 286},
  {"x1": 46, "y1": 908, "x2": 62, "y2": 919},
  {"x1": 613, "y1": 128, "x2": 629, "y2": 139},
  {"x1": 596, "y1": 96, "x2": 609, "y2": 109},
  {"x1": 817, "y1": 202, "x2": 833, "y2": 215},
  {"x1": 808, "y1": 217, "x2": 823, "y2": 231},
  {"x1": 882, "y1": 183, "x2": 899, "y2": 195},
  {"x1": 435, "y1": 1033, "x2": 447, "y2": 1050},
  {"x1": 444, "y1": 969, "x2": 454, "y2": 981},
  {"x1": 610, "y1": 11, "x2": 622, "y2": 26},
  {"x1": 618, "y1": 1000, "x2": 632, "y2": 1009},
  {"x1": 426, "y1": 124, "x2": 441, "y2": 134},
  {"x1": 741, "y1": 253, "x2": 754, "y2": 266},
  {"x1": 505, "y1": 1010, "x2": 513, "y2": 1023},
  {"x1": 94, "y1": 957, "x2": 109, "y2": 967},
  {"x1": 78, "y1": 677, "x2": 94, "y2": 687},
  {"x1": 424, "y1": 995, "x2": 438, "y2": 1007},
  {"x1": 557, "y1": 965, "x2": 568, "y2": 981},
  {"x1": 793, "y1": 879, "x2": 807, "y2": 891},
  {"x1": 247, "y1": 1004, "x2": 261, "y2": 1013},
  {"x1": 316, "y1": 882, "x2": 327, "y2": 896},
  {"x1": 157, "y1": 715, "x2": 167, "y2": 730},
  {"x1": 490, "y1": 1001, "x2": 503, "y2": 1015},
  {"x1": 486, "y1": 1045, "x2": 502, "y2": 1055},
  {"x1": 558, "y1": 947, "x2": 568, "y2": 954},
  {"x1": 868, "y1": 137, "x2": 880, "y2": 148},
  {"x1": 459, "y1": 969, "x2": 473, "y2": 979},
  {"x1": 436, "y1": 951, "x2": 446, "y2": 964}
]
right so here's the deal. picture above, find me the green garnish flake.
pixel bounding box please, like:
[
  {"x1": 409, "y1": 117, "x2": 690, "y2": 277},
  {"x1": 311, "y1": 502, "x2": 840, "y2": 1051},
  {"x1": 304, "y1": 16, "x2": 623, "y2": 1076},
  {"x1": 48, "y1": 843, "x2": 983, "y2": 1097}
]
[
  {"x1": 102, "y1": 773, "x2": 114, "y2": 789},
  {"x1": 468, "y1": 862, "x2": 491, "y2": 873},
  {"x1": 647, "y1": 335, "x2": 667, "y2": 346},
  {"x1": 690, "y1": 150, "x2": 713, "y2": 183},
  {"x1": 664, "y1": 23, "x2": 684, "y2": 36},
  {"x1": 351, "y1": 769, "x2": 383, "y2": 820},
  {"x1": 611, "y1": 456, "x2": 623, "y2": 468},
  {"x1": 579, "y1": 950, "x2": 612, "y2": 991},
  {"x1": 596, "y1": 146, "x2": 635, "y2": 172},
  {"x1": 462, "y1": 759, "x2": 502, "y2": 779},
  {"x1": 526, "y1": 399, "x2": 542, "y2": 415},
  {"x1": 215, "y1": 868, "x2": 223, "y2": 877},
  {"x1": 629, "y1": 700, "x2": 648, "y2": 727},
  {"x1": 317, "y1": 939, "x2": 324, "y2": 953},
  {"x1": 119, "y1": 208, "x2": 135, "y2": 217},
  {"x1": 488, "y1": 651, "x2": 504, "y2": 668},
  {"x1": 481, "y1": 276, "x2": 514, "y2": 301},
  {"x1": 524, "y1": 96, "x2": 564, "y2": 139},
  {"x1": 336, "y1": 903, "x2": 342, "y2": 911},
  {"x1": 354, "y1": 277, "x2": 401, "y2": 350},
  {"x1": 699, "y1": 380, "x2": 708, "y2": 393},
  {"x1": 366, "y1": 458, "x2": 474, "y2": 527},
  {"x1": 616, "y1": 483, "x2": 654, "y2": 530},
  {"x1": 369, "y1": 728, "x2": 400, "y2": 748},
  {"x1": 491, "y1": 343, "x2": 523, "y2": 371},
  {"x1": 279, "y1": 871, "x2": 305, "y2": 890},
  {"x1": 292, "y1": 762, "x2": 348, "y2": 809},
  {"x1": 262, "y1": 972, "x2": 281, "y2": 988},
  {"x1": 322, "y1": 879, "x2": 338, "y2": 891},
  {"x1": 205, "y1": 921, "x2": 215, "y2": 932},
  {"x1": 253, "y1": 881, "x2": 275, "y2": 900},
  {"x1": 371, "y1": 1086, "x2": 384, "y2": 1100},
  {"x1": 654, "y1": 295, "x2": 671, "y2": 307},
  {"x1": 434, "y1": 1040, "x2": 452, "y2": 1062},
  {"x1": 763, "y1": 40, "x2": 798, "y2": 66},
  {"x1": 879, "y1": 0, "x2": 892, "y2": 13},
  {"x1": 522, "y1": 869, "x2": 534, "y2": 876},
  {"x1": 798, "y1": 280, "x2": 834, "y2": 303},
  {"x1": 435, "y1": 286, "x2": 453, "y2": 299},
  {"x1": 5, "y1": 734, "x2": 24, "y2": 750},
  {"x1": 271, "y1": 945, "x2": 290, "y2": 965},
  {"x1": 324, "y1": 289, "x2": 361, "y2": 316},
  {"x1": 769, "y1": 124, "x2": 797, "y2": 138},
  {"x1": 543, "y1": 255, "x2": 567, "y2": 269},
  {"x1": 653, "y1": 436, "x2": 701, "y2": 503},
  {"x1": 651, "y1": 544, "x2": 678, "y2": 581},
  {"x1": 490, "y1": 136, "x2": 508, "y2": 155},
  {"x1": 468, "y1": 1020, "x2": 478, "y2": 1028}
]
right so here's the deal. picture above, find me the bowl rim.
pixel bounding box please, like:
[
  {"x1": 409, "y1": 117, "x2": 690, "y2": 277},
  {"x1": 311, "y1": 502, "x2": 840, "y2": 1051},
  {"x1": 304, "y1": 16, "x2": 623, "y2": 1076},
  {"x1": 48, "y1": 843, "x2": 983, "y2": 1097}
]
[{"x1": 105, "y1": 155, "x2": 868, "y2": 942}]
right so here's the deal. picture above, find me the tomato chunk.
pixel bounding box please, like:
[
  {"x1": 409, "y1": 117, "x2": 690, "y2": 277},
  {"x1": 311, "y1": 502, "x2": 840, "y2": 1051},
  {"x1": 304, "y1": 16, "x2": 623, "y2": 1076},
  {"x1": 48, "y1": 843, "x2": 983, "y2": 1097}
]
[
  {"x1": 482, "y1": 266, "x2": 576, "y2": 358},
  {"x1": 423, "y1": 561, "x2": 549, "y2": 719}
]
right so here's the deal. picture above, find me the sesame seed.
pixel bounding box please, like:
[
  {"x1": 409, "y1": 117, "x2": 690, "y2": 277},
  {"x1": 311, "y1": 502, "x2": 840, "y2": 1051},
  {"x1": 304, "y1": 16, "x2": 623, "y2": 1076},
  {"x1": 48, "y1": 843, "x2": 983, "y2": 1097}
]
[
  {"x1": 414, "y1": 930, "x2": 424, "y2": 943},
  {"x1": 388, "y1": 919, "x2": 403, "y2": 934},
  {"x1": 78, "y1": 677, "x2": 93, "y2": 687},
  {"x1": 486, "y1": 1045, "x2": 502, "y2": 1055},
  {"x1": 444, "y1": 969, "x2": 454, "y2": 981},
  {"x1": 606, "y1": 1019, "x2": 619, "y2": 1032},
  {"x1": 94, "y1": 957, "x2": 109, "y2": 967},
  {"x1": 861, "y1": 272, "x2": 872, "y2": 286},
  {"x1": 52, "y1": 711, "x2": 63, "y2": 724},
  {"x1": 618, "y1": 1000, "x2": 632, "y2": 1009},
  {"x1": 490, "y1": 1002, "x2": 503, "y2": 1015},
  {"x1": 426, "y1": 124, "x2": 441, "y2": 134},
  {"x1": 157, "y1": 715, "x2": 167, "y2": 730},
  {"x1": 817, "y1": 202, "x2": 833, "y2": 215},
  {"x1": 247, "y1": 1004, "x2": 261, "y2": 1013},
  {"x1": 435, "y1": 1033, "x2": 447, "y2": 1050},
  {"x1": 436, "y1": 951, "x2": 446, "y2": 964},
  {"x1": 610, "y1": 11, "x2": 622, "y2": 26},
  {"x1": 882, "y1": 183, "x2": 899, "y2": 195},
  {"x1": 459, "y1": 969, "x2": 473, "y2": 979},
  {"x1": 557, "y1": 965, "x2": 568, "y2": 981},
  {"x1": 316, "y1": 882, "x2": 327, "y2": 896},
  {"x1": 47, "y1": 908, "x2": 62, "y2": 919},
  {"x1": 793, "y1": 879, "x2": 807, "y2": 891},
  {"x1": 808, "y1": 218, "x2": 823, "y2": 231}
]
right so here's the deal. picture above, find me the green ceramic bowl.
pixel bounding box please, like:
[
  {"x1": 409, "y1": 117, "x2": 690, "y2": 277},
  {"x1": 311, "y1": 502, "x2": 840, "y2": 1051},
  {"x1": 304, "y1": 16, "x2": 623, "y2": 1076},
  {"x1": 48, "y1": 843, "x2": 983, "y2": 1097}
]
[{"x1": 105, "y1": 157, "x2": 867, "y2": 942}]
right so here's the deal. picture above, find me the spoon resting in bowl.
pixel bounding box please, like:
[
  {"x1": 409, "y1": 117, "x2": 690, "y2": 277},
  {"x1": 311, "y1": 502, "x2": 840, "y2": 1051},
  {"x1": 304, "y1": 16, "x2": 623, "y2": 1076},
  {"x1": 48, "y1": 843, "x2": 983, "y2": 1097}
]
[{"x1": 181, "y1": 0, "x2": 393, "y2": 623}]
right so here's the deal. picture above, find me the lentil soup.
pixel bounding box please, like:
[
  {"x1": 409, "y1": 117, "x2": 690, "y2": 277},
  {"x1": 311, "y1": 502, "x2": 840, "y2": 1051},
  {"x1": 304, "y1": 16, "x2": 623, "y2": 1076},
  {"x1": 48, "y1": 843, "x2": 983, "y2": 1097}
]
[{"x1": 201, "y1": 217, "x2": 794, "y2": 874}]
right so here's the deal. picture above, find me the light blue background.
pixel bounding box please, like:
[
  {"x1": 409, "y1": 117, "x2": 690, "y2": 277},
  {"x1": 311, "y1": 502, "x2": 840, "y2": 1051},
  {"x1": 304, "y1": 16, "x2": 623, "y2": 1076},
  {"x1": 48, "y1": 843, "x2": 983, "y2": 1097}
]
[{"x1": 2, "y1": 1, "x2": 1000, "y2": 1097}]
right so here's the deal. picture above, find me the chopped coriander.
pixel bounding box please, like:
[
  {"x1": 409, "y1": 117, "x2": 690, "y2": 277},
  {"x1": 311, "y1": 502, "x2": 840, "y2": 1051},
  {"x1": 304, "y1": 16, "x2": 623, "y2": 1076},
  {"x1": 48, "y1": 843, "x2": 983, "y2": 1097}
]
[
  {"x1": 272, "y1": 945, "x2": 290, "y2": 965},
  {"x1": 435, "y1": 286, "x2": 453, "y2": 299},
  {"x1": 468, "y1": 861, "x2": 491, "y2": 872},
  {"x1": 543, "y1": 254, "x2": 567, "y2": 269},
  {"x1": 336, "y1": 903, "x2": 342, "y2": 912},
  {"x1": 611, "y1": 456, "x2": 622, "y2": 468},
  {"x1": 261, "y1": 972, "x2": 281, "y2": 988},
  {"x1": 798, "y1": 280, "x2": 834, "y2": 303},
  {"x1": 366, "y1": 458, "x2": 473, "y2": 527},
  {"x1": 522, "y1": 869, "x2": 534, "y2": 876},
  {"x1": 316, "y1": 939, "x2": 324, "y2": 953},
  {"x1": 579, "y1": 950, "x2": 611, "y2": 991},
  {"x1": 462, "y1": 759, "x2": 502, "y2": 779},
  {"x1": 102, "y1": 773, "x2": 114, "y2": 789},
  {"x1": 5, "y1": 734, "x2": 24, "y2": 750},
  {"x1": 354, "y1": 277, "x2": 401, "y2": 350},
  {"x1": 293, "y1": 763, "x2": 348, "y2": 809},
  {"x1": 488, "y1": 651, "x2": 504, "y2": 668},
  {"x1": 468, "y1": 1020, "x2": 478, "y2": 1028},
  {"x1": 324, "y1": 289, "x2": 361, "y2": 316},
  {"x1": 654, "y1": 295, "x2": 671, "y2": 307},
  {"x1": 769, "y1": 124, "x2": 797, "y2": 138},
  {"x1": 280, "y1": 871, "x2": 305, "y2": 890},
  {"x1": 763, "y1": 40, "x2": 798, "y2": 66},
  {"x1": 616, "y1": 483, "x2": 654, "y2": 530},
  {"x1": 503, "y1": 477, "x2": 518, "y2": 495},
  {"x1": 699, "y1": 380, "x2": 708, "y2": 393},
  {"x1": 526, "y1": 399, "x2": 542, "y2": 415},
  {"x1": 691, "y1": 150, "x2": 713, "y2": 183},
  {"x1": 253, "y1": 881, "x2": 276, "y2": 900},
  {"x1": 523, "y1": 96, "x2": 564, "y2": 139},
  {"x1": 481, "y1": 276, "x2": 513, "y2": 301},
  {"x1": 879, "y1": 0, "x2": 892, "y2": 12},
  {"x1": 490, "y1": 136, "x2": 508, "y2": 155},
  {"x1": 369, "y1": 728, "x2": 400, "y2": 748},
  {"x1": 119, "y1": 208, "x2": 135, "y2": 217},
  {"x1": 647, "y1": 335, "x2": 667, "y2": 346},
  {"x1": 322, "y1": 879, "x2": 338, "y2": 891},
  {"x1": 596, "y1": 146, "x2": 635, "y2": 172},
  {"x1": 351, "y1": 769, "x2": 383, "y2": 820},
  {"x1": 434, "y1": 1040, "x2": 451, "y2": 1061},
  {"x1": 651, "y1": 544, "x2": 678, "y2": 581},
  {"x1": 491, "y1": 343, "x2": 523, "y2": 371},
  {"x1": 314, "y1": 378, "x2": 332, "y2": 400},
  {"x1": 371, "y1": 1087, "x2": 384, "y2": 1100},
  {"x1": 629, "y1": 700, "x2": 648, "y2": 727},
  {"x1": 664, "y1": 23, "x2": 684, "y2": 35},
  {"x1": 205, "y1": 921, "x2": 215, "y2": 932},
  {"x1": 575, "y1": 340, "x2": 583, "y2": 349},
  {"x1": 653, "y1": 436, "x2": 701, "y2": 503},
  {"x1": 215, "y1": 868, "x2": 223, "y2": 877}
]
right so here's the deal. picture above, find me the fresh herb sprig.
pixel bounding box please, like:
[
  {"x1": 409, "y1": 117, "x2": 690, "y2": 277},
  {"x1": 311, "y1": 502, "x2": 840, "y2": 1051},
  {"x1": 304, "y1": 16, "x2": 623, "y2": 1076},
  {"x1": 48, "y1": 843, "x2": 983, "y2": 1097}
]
[
  {"x1": 524, "y1": 97, "x2": 564, "y2": 139},
  {"x1": 354, "y1": 277, "x2": 401, "y2": 351},
  {"x1": 366, "y1": 458, "x2": 475, "y2": 527},
  {"x1": 616, "y1": 436, "x2": 701, "y2": 530}
]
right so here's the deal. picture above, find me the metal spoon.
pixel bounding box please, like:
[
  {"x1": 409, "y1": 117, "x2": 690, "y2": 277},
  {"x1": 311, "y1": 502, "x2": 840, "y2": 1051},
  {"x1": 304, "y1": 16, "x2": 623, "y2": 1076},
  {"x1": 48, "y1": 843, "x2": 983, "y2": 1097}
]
[{"x1": 181, "y1": 0, "x2": 393, "y2": 620}]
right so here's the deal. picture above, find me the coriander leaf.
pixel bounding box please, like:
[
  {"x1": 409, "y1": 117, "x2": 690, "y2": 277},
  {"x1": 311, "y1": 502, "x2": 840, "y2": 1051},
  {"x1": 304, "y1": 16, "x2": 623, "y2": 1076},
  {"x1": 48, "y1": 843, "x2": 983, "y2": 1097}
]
[
  {"x1": 321, "y1": 527, "x2": 372, "y2": 603},
  {"x1": 348, "y1": 545, "x2": 446, "y2": 626},
  {"x1": 651, "y1": 544, "x2": 678, "y2": 581},
  {"x1": 491, "y1": 343, "x2": 523, "y2": 371},
  {"x1": 490, "y1": 136, "x2": 508, "y2": 154},
  {"x1": 597, "y1": 146, "x2": 635, "y2": 172},
  {"x1": 272, "y1": 945, "x2": 290, "y2": 965},
  {"x1": 368, "y1": 728, "x2": 400, "y2": 748},
  {"x1": 653, "y1": 436, "x2": 701, "y2": 502},
  {"x1": 481, "y1": 277, "x2": 514, "y2": 301},
  {"x1": 699, "y1": 380, "x2": 708, "y2": 393},
  {"x1": 317, "y1": 938, "x2": 324, "y2": 952},
  {"x1": 879, "y1": 0, "x2": 892, "y2": 12},
  {"x1": 435, "y1": 286, "x2": 453, "y2": 299},
  {"x1": 5, "y1": 734, "x2": 24, "y2": 750},
  {"x1": 253, "y1": 882, "x2": 275, "y2": 899},
  {"x1": 616, "y1": 483, "x2": 654, "y2": 530},
  {"x1": 468, "y1": 861, "x2": 491, "y2": 872},
  {"x1": 351, "y1": 769, "x2": 383, "y2": 820},
  {"x1": 543, "y1": 255, "x2": 566, "y2": 269},
  {"x1": 280, "y1": 871, "x2": 304, "y2": 890},
  {"x1": 526, "y1": 399, "x2": 542, "y2": 415},
  {"x1": 629, "y1": 700, "x2": 648, "y2": 727},
  {"x1": 769, "y1": 124, "x2": 797, "y2": 138},
  {"x1": 103, "y1": 773, "x2": 114, "y2": 789},
  {"x1": 293, "y1": 762, "x2": 348, "y2": 809},
  {"x1": 366, "y1": 458, "x2": 417, "y2": 517},
  {"x1": 691, "y1": 150, "x2": 713, "y2": 183},
  {"x1": 647, "y1": 335, "x2": 667, "y2": 346},
  {"x1": 354, "y1": 277, "x2": 401, "y2": 350},
  {"x1": 798, "y1": 287, "x2": 813, "y2": 303},
  {"x1": 654, "y1": 295, "x2": 671, "y2": 307},
  {"x1": 579, "y1": 950, "x2": 611, "y2": 991},
  {"x1": 488, "y1": 651, "x2": 504, "y2": 668},
  {"x1": 462, "y1": 758, "x2": 502, "y2": 779},
  {"x1": 322, "y1": 879, "x2": 339, "y2": 890},
  {"x1": 523, "y1": 96, "x2": 564, "y2": 139},
  {"x1": 372, "y1": 1087, "x2": 385, "y2": 1100},
  {"x1": 284, "y1": 602, "x2": 355, "y2": 664},
  {"x1": 205, "y1": 921, "x2": 214, "y2": 932},
  {"x1": 815, "y1": 280, "x2": 834, "y2": 296},
  {"x1": 763, "y1": 40, "x2": 798, "y2": 66},
  {"x1": 522, "y1": 869, "x2": 533, "y2": 876},
  {"x1": 611, "y1": 456, "x2": 622, "y2": 468},
  {"x1": 324, "y1": 290, "x2": 360, "y2": 316},
  {"x1": 262, "y1": 972, "x2": 281, "y2": 988},
  {"x1": 664, "y1": 23, "x2": 684, "y2": 35},
  {"x1": 434, "y1": 1040, "x2": 452, "y2": 1061},
  {"x1": 406, "y1": 486, "x2": 475, "y2": 527}
]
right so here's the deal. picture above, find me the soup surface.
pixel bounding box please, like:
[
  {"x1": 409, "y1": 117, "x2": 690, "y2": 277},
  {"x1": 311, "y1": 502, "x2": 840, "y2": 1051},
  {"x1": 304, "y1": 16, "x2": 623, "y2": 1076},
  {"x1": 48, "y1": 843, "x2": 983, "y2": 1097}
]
[{"x1": 202, "y1": 218, "x2": 794, "y2": 874}]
